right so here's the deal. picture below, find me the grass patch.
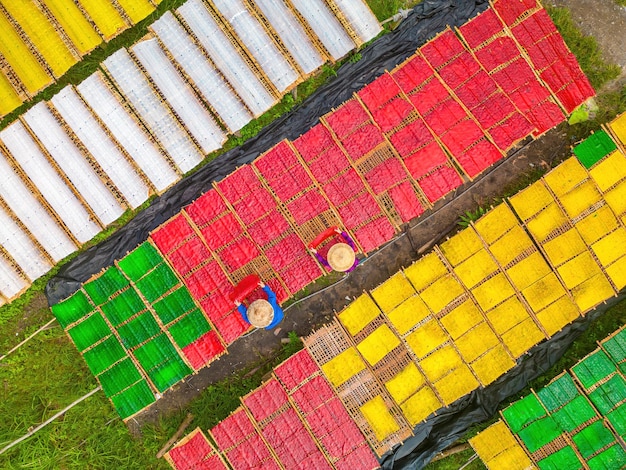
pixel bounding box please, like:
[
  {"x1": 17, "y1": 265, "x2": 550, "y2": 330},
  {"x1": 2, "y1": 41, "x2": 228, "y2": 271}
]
[
  {"x1": 615, "y1": 0, "x2": 626, "y2": 6},
  {"x1": 368, "y1": 0, "x2": 422, "y2": 21},
  {"x1": 425, "y1": 449, "x2": 485, "y2": 469}
]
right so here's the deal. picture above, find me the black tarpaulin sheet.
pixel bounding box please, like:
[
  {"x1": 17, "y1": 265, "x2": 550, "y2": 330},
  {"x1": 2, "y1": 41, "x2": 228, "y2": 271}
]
[
  {"x1": 381, "y1": 291, "x2": 626, "y2": 469},
  {"x1": 45, "y1": 0, "x2": 489, "y2": 306}
]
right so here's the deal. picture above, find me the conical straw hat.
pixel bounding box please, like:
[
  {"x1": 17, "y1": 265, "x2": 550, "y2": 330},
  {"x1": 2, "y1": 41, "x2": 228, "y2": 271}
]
[
  {"x1": 247, "y1": 299, "x2": 274, "y2": 328},
  {"x1": 327, "y1": 242, "x2": 356, "y2": 272}
]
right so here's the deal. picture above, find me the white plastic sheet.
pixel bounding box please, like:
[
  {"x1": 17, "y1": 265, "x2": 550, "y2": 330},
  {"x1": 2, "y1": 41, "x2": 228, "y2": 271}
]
[
  {"x1": 251, "y1": 0, "x2": 325, "y2": 74},
  {"x1": 177, "y1": 0, "x2": 275, "y2": 116},
  {"x1": 210, "y1": 0, "x2": 299, "y2": 92},
  {"x1": 150, "y1": 12, "x2": 252, "y2": 132},
  {"x1": 50, "y1": 86, "x2": 150, "y2": 209},
  {"x1": 290, "y1": 0, "x2": 355, "y2": 60},
  {"x1": 23, "y1": 103, "x2": 125, "y2": 227},
  {"x1": 76, "y1": 73, "x2": 179, "y2": 193},
  {"x1": 131, "y1": 37, "x2": 225, "y2": 154},
  {"x1": 0, "y1": 121, "x2": 100, "y2": 245},
  {"x1": 329, "y1": 0, "x2": 382, "y2": 43},
  {"x1": 0, "y1": 254, "x2": 27, "y2": 300},
  {"x1": 0, "y1": 205, "x2": 51, "y2": 281},
  {"x1": 103, "y1": 49, "x2": 203, "y2": 174},
  {"x1": 0, "y1": 146, "x2": 76, "y2": 261}
]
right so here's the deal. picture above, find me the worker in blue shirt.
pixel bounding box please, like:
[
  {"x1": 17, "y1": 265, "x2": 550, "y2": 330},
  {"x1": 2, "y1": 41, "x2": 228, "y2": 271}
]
[{"x1": 235, "y1": 282, "x2": 284, "y2": 330}]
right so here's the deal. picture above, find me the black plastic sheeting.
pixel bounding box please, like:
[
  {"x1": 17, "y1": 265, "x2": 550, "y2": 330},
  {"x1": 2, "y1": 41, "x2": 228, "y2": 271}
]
[
  {"x1": 45, "y1": 0, "x2": 489, "y2": 306},
  {"x1": 381, "y1": 291, "x2": 626, "y2": 470}
]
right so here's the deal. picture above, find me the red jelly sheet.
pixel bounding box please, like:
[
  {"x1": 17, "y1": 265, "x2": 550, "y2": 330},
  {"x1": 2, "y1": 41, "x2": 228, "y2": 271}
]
[
  {"x1": 524, "y1": 35, "x2": 560, "y2": 71},
  {"x1": 305, "y1": 397, "x2": 353, "y2": 436},
  {"x1": 474, "y1": 36, "x2": 521, "y2": 72},
  {"x1": 371, "y1": 97, "x2": 414, "y2": 132},
  {"x1": 218, "y1": 237, "x2": 259, "y2": 271},
  {"x1": 489, "y1": 112, "x2": 534, "y2": 150},
  {"x1": 199, "y1": 213, "x2": 244, "y2": 251},
  {"x1": 185, "y1": 189, "x2": 228, "y2": 227},
  {"x1": 226, "y1": 434, "x2": 279, "y2": 470},
  {"x1": 409, "y1": 78, "x2": 451, "y2": 115},
  {"x1": 325, "y1": 100, "x2": 369, "y2": 139},
  {"x1": 492, "y1": 57, "x2": 539, "y2": 93},
  {"x1": 286, "y1": 190, "x2": 329, "y2": 225},
  {"x1": 337, "y1": 192, "x2": 382, "y2": 230},
  {"x1": 455, "y1": 71, "x2": 498, "y2": 109},
  {"x1": 274, "y1": 349, "x2": 319, "y2": 392},
  {"x1": 322, "y1": 169, "x2": 366, "y2": 207},
  {"x1": 391, "y1": 55, "x2": 432, "y2": 94},
  {"x1": 199, "y1": 289, "x2": 234, "y2": 321},
  {"x1": 418, "y1": 166, "x2": 463, "y2": 203},
  {"x1": 321, "y1": 426, "x2": 361, "y2": 460},
  {"x1": 440, "y1": 119, "x2": 484, "y2": 156},
  {"x1": 214, "y1": 311, "x2": 250, "y2": 344},
  {"x1": 341, "y1": 124, "x2": 384, "y2": 160},
  {"x1": 168, "y1": 431, "x2": 213, "y2": 470},
  {"x1": 293, "y1": 124, "x2": 335, "y2": 162},
  {"x1": 403, "y1": 141, "x2": 449, "y2": 179},
  {"x1": 389, "y1": 119, "x2": 433, "y2": 157},
  {"x1": 182, "y1": 330, "x2": 225, "y2": 370},
  {"x1": 246, "y1": 210, "x2": 290, "y2": 247},
  {"x1": 424, "y1": 99, "x2": 467, "y2": 135},
  {"x1": 306, "y1": 145, "x2": 351, "y2": 183},
  {"x1": 357, "y1": 73, "x2": 402, "y2": 110},
  {"x1": 420, "y1": 29, "x2": 465, "y2": 69},
  {"x1": 184, "y1": 261, "x2": 228, "y2": 300},
  {"x1": 168, "y1": 237, "x2": 212, "y2": 276},
  {"x1": 211, "y1": 409, "x2": 255, "y2": 450},
  {"x1": 201, "y1": 455, "x2": 228, "y2": 470},
  {"x1": 540, "y1": 59, "x2": 575, "y2": 91},
  {"x1": 459, "y1": 9, "x2": 503, "y2": 49},
  {"x1": 334, "y1": 444, "x2": 380, "y2": 470},
  {"x1": 389, "y1": 181, "x2": 425, "y2": 222},
  {"x1": 266, "y1": 163, "x2": 312, "y2": 201},
  {"x1": 151, "y1": 215, "x2": 195, "y2": 254},
  {"x1": 556, "y1": 81, "x2": 594, "y2": 114},
  {"x1": 232, "y1": 188, "x2": 276, "y2": 225},
  {"x1": 457, "y1": 139, "x2": 503, "y2": 178},
  {"x1": 292, "y1": 376, "x2": 337, "y2": 416},
  {"x1": 528, "y1": 100, "x2": 565, "y2": 134},
  {"x1": 365, "y1": 158, "x2": 407, "y2": 195},
  {"x1": 473, "y1": 93, "x2": 517, "y2": 129},
  {"x1": 438, "y1": 53, "x2": 481, "y2": 89},
  {"x1": 494, "y1": 0, "x2": 537, "y2": 26},
  {"x1": 243, "y1": 378, "x2": 289, "y2": 422},
  {"x1": 217, "y1": 165, "x2": 261, "y2": 203},
  {"x1": 254, "y1": 141, "x2": 300, "y2": 181},
  {"x1": 265, "y1": 234, "x2": 308, "y2": 271},
  {"x1": 279, "y1": 255, "x2": 322, "y2": 294},
  {"x1": 353, "y1": 217, "x2": 396, "y2": 253},
  {"x1": 508, "y1": 81, "x2": 552, "y2": 112}
]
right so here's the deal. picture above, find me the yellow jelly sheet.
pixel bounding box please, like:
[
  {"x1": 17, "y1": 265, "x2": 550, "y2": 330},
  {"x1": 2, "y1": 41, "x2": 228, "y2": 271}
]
[
  {"x1": 384, "y1": 362, "x2": 424, "y2": 404},
  {"x1": 509, "y1": 181, "x2": 553, "y2": 221},
  {"x1": 591, "y1": 228, "x2": 626, "y2": 266},
  {"x1": 76, "y1": 0, "x2": 127, "y2": 39},
  {"x1": 543, "y1": 157, "x2": 587, "y2": 197},
  {"x1": 419, "y1": 345, "x2": 463, "y2": 382},
  {"x1": 605, "y1": 181, "x2": 626, "y2": 216},
  {"x1": 439, "y1": 228, "x2": 483, "y2": 266},
  {"x1": 433, "y1": 364, "x2": 479, "y2": 405},
  {"x1": 360, "y1": 395, "x2": 400, "y2": 441},
  {"x1": 535, "y1": 296, "x2": 580, "y2": 336},
  {"x1": 606, "y1": 256, "x2": 626, "y2": 290},
  {"x1": 575, "y1": 205, "x2": 618, "y2": 245},
  {"x1": 387, "y1": 295, "x2": 430, "y2": 335},
  {"x1": 526, "y1": 203, "x2": 568, "y2": 242},
  {"x1": 471, "y1": 273, "x2": 515, "y2": 311},
  {"x1": 506, "y1": 252, "x2": 552, "y2": 291},
  {"x1": 420, "y1": 274, "x2": 465, "y2": 313},
  {"x1": 440, "y1": 299, "x2": 483, "y2": 339},
  {"x1": 557, "y1": 252, "x2": 602, "y2": 289},
  {"x1": 474, "y1": 203, "x2": 519, "y2": 244},
  {"x1": 542, "y1": 229, "x2": 586, "y2": 266},
  {"x1": 401, "y1": 386, "x2": 441, "y2": 425},
  {"x1": 40, "y1": 0, "x2": 101, "y2": 55},
  {"x1": 456, "y1": 322, "x2": 499, "y2": 363},
  {"x1": 589, "y1": 150, "x2": 626, "y2": 191},
  {"x1": 609, "y1": 113, "x2": 626, "y2": 148},
  {"x1": 471, "y1": 343, "x2": 515, "y2": 386},
  {"x1": 405, "y1": 319, "x2": 448, "y2": 358},
  {"x1": 522, "y1": 273, "x2": 566, "y2": 312},
  {"x1": 116, "y1": 0, "x2": 155, "y2": 23},
  {"x1": 572, "y1": 274, "x2": 615, "y2": 312},
  {"x1": 454, "y1": 249, "x2": 498, "y2": 289},
  {"x1": 321, "y1": 347, "x2": 366, "y2": 387},
  {"x1": 502, "y1": 317, "x2": 545, "y2": 358},
  {"x1": 338, "y1": 294, "x2": 380, "y2": 336},
  {"x1": 489, "y1": 225, "x2": 534, "y2": 267},
  {"x1": 469, "y1": 420, "x2": 520, "y2": 463},
  {"x1": 357, "y1": 325, "x2": 400, "y2": 366},
  {"x1": 486, "y1": 296, "x2": 529, "y2": 335},
  {"x1": 559, "y1": 181, "x2": 601, "y2": 219},
  {"x1": 371, "y1": 272, "x2": 416, "y2": 313},
  {"x1": 0, "y1": 74, "x2": 21, "y2": 116},
  {"x1": 404, "y1": 252, "x2": 448, "y2": 291}
]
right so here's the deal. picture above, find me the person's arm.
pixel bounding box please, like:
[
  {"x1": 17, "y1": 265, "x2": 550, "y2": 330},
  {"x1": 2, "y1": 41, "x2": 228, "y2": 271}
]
[
  {"x1": 340, "y1": 230, "x2": 357, "y2": 251},
  {"x1": 236, "y1": 302, "x2": 250, "y2": 324},
  {"x1": 262, "y1": 285, "x2": 277, "y2": 304}
]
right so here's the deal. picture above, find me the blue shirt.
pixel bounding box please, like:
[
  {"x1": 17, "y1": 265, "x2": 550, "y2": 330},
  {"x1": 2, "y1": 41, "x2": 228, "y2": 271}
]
[{"x1": 237, "y1": 286, "x2": 284, "y2": 330}]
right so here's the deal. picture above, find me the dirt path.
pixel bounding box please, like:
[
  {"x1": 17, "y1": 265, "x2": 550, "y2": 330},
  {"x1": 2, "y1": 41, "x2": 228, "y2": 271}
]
[{"x1": 549, "y1": 0, "x2": 626, "y2": 75}]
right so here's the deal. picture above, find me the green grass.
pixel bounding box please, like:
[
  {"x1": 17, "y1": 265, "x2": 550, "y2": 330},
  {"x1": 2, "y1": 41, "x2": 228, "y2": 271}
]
[
  {"x1": 615, "y1": 0, "x2": 626, "y2": 7},
  {"x1": 425, "y1": 449, "x2": 485, "y2": 469}
]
